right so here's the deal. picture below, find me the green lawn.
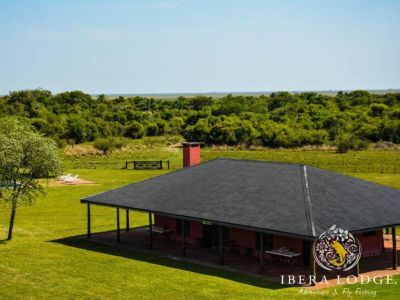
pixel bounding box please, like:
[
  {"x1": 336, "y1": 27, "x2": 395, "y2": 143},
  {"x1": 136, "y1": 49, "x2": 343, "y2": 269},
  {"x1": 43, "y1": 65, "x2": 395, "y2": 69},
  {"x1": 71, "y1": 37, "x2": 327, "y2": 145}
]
[{"x1": 1, "y1": 150, "x2": 400, "y2": 299}]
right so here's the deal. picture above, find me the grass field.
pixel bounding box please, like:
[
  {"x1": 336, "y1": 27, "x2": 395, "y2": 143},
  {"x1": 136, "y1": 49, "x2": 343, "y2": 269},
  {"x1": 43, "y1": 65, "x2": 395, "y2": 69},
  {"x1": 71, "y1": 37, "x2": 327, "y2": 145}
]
[
  {"x1": 65, "y1": 138, "x2": 400, "y2": 174},
  {"x1": 1, "y1": 148, "x2": 400, "y2": 299}
]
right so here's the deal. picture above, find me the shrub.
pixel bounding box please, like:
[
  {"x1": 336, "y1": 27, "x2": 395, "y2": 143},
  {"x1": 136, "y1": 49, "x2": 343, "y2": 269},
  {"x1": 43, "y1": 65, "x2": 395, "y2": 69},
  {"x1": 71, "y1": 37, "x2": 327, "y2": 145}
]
[
  {"x1": 124, "y1": 122, "x2": 145, "y2": 139},
  {"x1": 93, "y1": 137, "x2": 126, "y2": 155},
  {"x1": 334, "y1": 133, "x2": 369, "y2": 153},
  {"x1": 146, "y1": 123, "x2": 159, "y2": 136}
]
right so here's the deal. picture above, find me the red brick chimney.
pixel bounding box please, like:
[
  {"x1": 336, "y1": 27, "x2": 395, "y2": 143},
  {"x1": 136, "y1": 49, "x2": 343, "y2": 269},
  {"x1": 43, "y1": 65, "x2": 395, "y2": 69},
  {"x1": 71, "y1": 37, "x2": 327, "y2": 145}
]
[{"x1": 182, "y1": 142, "x2": 201, "y2": 168}]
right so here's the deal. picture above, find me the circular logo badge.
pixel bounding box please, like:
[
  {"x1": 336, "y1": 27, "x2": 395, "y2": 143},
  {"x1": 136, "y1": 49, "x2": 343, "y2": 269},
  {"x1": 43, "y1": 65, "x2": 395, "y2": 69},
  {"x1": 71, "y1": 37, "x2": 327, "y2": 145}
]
[{"x1": 313, "y1": 225, "x2": 362, "y2": 271}]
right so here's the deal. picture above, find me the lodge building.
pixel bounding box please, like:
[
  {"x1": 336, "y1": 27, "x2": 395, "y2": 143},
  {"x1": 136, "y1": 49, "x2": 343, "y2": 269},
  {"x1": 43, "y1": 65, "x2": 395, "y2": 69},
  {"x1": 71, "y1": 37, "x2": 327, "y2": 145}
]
[{"x1": 81, "y1": 143, "x2": 400, "y2": 278}]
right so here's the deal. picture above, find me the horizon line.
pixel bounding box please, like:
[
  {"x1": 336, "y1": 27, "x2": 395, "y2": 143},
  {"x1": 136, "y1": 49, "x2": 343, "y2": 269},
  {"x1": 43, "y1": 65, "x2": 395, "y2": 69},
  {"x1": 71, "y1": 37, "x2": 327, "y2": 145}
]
[{"x1": 2, "y1": 88, "x2": 400, "y2": 98}]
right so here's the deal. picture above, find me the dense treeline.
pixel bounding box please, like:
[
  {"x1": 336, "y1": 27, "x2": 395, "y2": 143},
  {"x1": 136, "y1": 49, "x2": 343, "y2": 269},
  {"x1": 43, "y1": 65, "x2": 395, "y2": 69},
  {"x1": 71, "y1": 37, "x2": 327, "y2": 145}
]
[{"x1": 1, "y1": 89, "x2": 400, "y2": 150}]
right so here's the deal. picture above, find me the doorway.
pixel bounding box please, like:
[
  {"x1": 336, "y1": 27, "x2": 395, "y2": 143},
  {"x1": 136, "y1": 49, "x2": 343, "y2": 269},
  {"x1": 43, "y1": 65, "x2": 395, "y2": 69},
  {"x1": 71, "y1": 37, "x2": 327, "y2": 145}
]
[{"x1": 202, "y1": 224, "x2": 213, "y2": 247}]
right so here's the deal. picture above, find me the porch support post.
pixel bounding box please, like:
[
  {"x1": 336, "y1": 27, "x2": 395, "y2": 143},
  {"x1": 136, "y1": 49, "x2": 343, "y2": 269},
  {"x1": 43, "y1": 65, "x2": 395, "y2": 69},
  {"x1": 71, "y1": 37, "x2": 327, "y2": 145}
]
[
  {"x1": 392, "y1": 227, "x2": 397, "y2": 270},
  {"x1": 116, "y1": 207, "x2": 120, "y2": 242},
  {"x1": 87, "y1": 203, "x2": 91, "y2": 239},
  {"x1": 310, "y1": 241, "x2": 316, "y2": 286},
  {"x1": 259, "y1": 233, "x2": 265, "y2": 273},
  {"x1": 181, "y1": 220, "x2": 186, "y2": 257},
  {"x1": 219, "y1": 226, "x2": 224, "y2": 265},
  {"x1": 126, "y1": 208, "x2": 130, "y2": 232},
  {"x1": 354, "y1": 262, "x2": 360, "y2": 276},
  {"x1": 386, "y1": 228, "x2": 389, "y2": 234},
  {"x1": 149, "y1": 212, "x2": 153, "y2": 250}
]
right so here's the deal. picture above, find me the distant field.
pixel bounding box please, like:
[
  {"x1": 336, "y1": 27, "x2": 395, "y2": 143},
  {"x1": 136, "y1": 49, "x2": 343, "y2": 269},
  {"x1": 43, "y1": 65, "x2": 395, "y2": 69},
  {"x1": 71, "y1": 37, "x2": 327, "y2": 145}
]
[
  {"x1": 203, "y1": 149, "x2": 400, "y2": 174},
  {"x1": 99, "y1": 89, "x2": 400, "y2": 99},
  {"x1": 65, "y1": 142, "x2": 400, "y2": 175}
]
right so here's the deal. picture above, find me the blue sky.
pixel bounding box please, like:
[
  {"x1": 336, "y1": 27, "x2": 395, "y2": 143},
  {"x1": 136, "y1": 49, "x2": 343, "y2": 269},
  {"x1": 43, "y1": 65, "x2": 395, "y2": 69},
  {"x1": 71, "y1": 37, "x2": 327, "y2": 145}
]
[{"x1": 0, "y1": 0, "x2": 399, "y2": 94}]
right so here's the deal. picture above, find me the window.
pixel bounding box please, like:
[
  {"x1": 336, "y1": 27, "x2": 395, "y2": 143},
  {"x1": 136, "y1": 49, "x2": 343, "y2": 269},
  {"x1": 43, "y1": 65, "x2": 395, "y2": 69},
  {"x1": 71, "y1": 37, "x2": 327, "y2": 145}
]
[{"x1": 176, "y1": 220, "x2": 191, "y2": 237}]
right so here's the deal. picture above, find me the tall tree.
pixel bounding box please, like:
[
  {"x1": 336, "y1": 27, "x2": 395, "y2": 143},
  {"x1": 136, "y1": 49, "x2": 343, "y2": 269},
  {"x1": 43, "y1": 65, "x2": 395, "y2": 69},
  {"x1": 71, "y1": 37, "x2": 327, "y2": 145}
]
[{"x1": 0, "y1": 117, "x2": 63, "y2": 240}]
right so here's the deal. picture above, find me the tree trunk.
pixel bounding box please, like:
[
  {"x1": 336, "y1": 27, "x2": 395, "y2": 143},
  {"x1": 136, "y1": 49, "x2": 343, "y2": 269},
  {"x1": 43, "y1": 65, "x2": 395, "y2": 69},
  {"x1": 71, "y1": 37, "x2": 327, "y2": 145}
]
[{"x1": 7, "y1": 203, "x2": 17, "y2": 240}]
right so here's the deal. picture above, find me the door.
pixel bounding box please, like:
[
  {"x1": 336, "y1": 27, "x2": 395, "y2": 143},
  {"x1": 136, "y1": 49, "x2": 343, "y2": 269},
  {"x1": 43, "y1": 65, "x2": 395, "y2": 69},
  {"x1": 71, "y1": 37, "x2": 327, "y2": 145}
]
[{"x1": 202, "y1": 224, "x2": 212, "y2": 247}]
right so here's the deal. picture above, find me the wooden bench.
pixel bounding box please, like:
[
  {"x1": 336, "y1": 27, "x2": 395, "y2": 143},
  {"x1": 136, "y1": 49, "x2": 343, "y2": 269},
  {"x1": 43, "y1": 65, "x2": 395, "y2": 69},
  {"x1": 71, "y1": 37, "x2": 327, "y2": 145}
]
[{"x1": 124, "y1": 160, "x2": 170, "y2": 170}]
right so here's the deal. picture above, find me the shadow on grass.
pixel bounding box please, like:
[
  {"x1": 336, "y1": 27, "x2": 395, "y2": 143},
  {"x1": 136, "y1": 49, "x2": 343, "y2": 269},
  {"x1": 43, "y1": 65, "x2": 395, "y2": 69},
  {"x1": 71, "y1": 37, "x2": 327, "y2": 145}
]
[{"x1": 51, "y1": 235, "x2": 285, "y2": 290}]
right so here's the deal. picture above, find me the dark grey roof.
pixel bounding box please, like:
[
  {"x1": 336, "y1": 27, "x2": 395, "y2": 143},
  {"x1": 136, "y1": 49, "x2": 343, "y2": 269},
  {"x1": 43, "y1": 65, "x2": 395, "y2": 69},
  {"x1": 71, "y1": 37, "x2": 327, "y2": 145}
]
[{"x1": 81, "y1": 158, "x2": 400, "y2": 238}]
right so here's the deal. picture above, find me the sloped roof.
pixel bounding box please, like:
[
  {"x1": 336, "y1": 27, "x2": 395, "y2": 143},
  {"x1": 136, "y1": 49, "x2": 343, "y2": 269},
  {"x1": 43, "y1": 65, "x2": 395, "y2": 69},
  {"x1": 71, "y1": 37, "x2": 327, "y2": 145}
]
[{"x1": 81, "y1": 158, "x2": 400, "y2": 239}]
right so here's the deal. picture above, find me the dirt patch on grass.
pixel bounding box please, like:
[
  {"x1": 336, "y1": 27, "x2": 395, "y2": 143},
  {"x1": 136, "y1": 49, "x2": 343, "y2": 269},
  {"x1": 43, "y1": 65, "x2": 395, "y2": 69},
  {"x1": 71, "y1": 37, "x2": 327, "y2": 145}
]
[{"x1": 46, "y1": 179, "x2": 97, "y2": 187}]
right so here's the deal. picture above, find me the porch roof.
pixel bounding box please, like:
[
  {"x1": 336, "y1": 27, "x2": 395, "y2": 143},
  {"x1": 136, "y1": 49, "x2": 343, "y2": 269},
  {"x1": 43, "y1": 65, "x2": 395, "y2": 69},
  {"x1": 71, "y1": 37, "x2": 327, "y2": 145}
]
[{"x1": 81, "y1": 158, "x2": 400, "y2": 239}]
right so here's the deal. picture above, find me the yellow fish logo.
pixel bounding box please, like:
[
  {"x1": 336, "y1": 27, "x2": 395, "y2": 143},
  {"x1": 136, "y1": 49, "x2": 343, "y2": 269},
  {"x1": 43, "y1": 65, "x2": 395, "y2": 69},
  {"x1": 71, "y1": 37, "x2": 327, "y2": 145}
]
[
  {"x1": 314, "y1": 225, "x2": 361, "y2": 271},
  {"x1": 328, "y1": 240, "x2": 348, "y2": 267}
]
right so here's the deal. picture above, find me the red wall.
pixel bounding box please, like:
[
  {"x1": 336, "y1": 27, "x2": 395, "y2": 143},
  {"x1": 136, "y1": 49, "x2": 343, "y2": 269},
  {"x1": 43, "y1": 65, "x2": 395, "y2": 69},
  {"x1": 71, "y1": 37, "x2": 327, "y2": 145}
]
[
  {"x1": 355, "y1": 230, "x2": 383, "y2": 257},
  {"x1": 154, "y1": 215, "x2": 203, "y2": 244},
  {"x1": 154, "y1": 215, "x2": 178, "y2": 240},
  {"x1": 273, "y1": 235, "x2": 305, "y2": 264},
  {"x1": 230, "y1": 229, "x2": 306, "y2": 262},
  {"x1": 154, "y1": 215, "x2": 384, "y2": 265},
  {"x1": 187, "y1": 221, "x2": 203, "y2": 244},
  {"x1": 154, "y1": 215, "x2": 306, "y2": 262},
  {"x1": 230, "y1": 228, "x2": 256, "y2": 248},
  {"x1": 272, "y1": 235, "x2": 303, "y2": 253},
  {"x1": 229, "y1": 227, "x2": 258, "y2": 256}
]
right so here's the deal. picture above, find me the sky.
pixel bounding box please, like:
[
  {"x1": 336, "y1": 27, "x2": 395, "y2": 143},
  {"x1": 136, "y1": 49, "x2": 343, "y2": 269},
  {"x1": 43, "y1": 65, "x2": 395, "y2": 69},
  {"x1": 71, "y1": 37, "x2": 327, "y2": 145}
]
[{"x1": 0, "y1": 0, "x2": 399, "y2": 95}]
